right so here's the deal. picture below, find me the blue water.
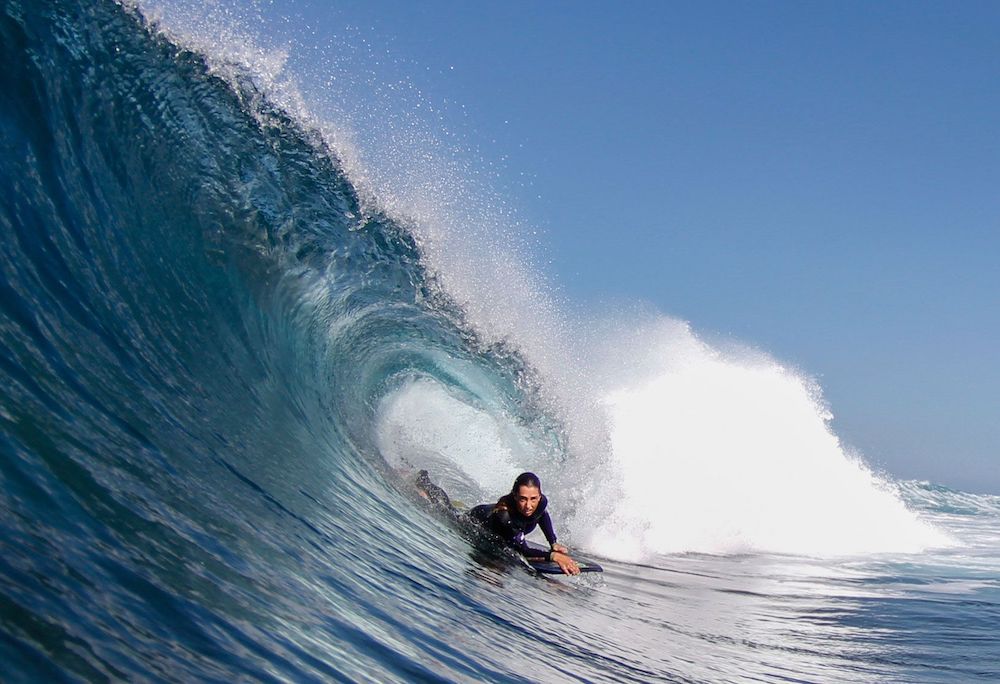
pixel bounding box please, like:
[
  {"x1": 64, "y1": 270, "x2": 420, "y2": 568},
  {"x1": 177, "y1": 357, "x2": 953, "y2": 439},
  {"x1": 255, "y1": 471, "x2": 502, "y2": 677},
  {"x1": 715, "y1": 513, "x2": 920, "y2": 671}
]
[{"x1": 2, "y1": 1, "x2": 998, "y2": 681}]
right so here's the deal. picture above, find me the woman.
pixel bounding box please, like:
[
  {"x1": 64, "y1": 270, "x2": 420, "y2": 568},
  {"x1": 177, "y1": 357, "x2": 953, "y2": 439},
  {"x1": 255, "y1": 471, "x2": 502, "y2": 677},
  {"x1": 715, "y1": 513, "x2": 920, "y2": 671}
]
[{"x1": 470, "y1": 472, "x2": 580, "y2": 575}]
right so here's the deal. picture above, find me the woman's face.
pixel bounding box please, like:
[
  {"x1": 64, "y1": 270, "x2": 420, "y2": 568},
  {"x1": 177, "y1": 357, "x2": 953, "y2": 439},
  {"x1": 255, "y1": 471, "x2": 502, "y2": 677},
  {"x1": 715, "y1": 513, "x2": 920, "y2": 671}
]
[{"x1": 514, "y1": 485, "x2": 541, "y2": 517}]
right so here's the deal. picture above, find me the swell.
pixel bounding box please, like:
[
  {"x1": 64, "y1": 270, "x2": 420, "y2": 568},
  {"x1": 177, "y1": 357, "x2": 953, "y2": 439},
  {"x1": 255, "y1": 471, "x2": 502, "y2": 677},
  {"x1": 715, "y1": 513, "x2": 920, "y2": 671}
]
[
  {"x1": 0, "y1": 1, "x2": 533, "y2": 679},
  {"x1": 1, "y1": 1, "x2": 979, "y2": 681}
]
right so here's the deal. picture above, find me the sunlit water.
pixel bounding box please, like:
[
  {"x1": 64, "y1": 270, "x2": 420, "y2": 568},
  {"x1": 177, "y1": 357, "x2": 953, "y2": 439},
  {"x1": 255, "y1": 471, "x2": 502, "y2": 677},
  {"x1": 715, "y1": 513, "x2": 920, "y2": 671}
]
[{"x1": 1, "y1": 1, "x2": 997, "y2": 681}]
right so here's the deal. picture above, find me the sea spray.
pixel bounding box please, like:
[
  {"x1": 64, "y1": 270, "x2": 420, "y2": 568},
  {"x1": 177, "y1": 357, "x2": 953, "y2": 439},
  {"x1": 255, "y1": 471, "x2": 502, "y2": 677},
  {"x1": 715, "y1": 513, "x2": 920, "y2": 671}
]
[
  {"x1": 128, "y1": 0, "x2": 952, "y2": 560},
  {"x1": 5, "y1": 3, "x2": 998, "y2": 682},
  {"x1": 571, "y1": 316, "x2": 954, "y2": 558}
]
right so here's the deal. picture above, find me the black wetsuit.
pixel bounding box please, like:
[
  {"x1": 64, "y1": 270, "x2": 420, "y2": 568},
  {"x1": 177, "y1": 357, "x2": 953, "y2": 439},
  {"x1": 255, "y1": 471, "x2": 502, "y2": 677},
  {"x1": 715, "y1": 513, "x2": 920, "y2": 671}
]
[{"x1": 469, "y1": 494, "x2": 557, "y2": 560}]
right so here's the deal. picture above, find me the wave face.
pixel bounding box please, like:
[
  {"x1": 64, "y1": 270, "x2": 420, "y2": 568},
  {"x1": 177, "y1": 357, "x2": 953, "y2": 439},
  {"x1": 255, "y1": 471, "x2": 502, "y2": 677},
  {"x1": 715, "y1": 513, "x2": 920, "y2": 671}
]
[
  {"x1": 0, "y1": 1, "x2": 523, "y2": 678},
  {"x1": 2, "y1": 1, "x2": 998, "y2": 682}
]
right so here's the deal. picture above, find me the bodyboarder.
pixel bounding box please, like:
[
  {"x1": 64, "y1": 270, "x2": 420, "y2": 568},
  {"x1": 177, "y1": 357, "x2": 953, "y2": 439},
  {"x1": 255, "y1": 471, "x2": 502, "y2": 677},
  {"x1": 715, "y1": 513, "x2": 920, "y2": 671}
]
[{"x1": 468, "y1": 472, "x2": 580, "y2": 575}]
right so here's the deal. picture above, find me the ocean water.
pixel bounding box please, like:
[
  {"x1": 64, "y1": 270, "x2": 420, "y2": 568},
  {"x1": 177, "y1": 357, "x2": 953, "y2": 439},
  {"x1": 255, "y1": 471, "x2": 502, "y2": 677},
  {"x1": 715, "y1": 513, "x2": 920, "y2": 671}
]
[{"x1": 1, "y1": 1, "x2": 998, "y2": 682}]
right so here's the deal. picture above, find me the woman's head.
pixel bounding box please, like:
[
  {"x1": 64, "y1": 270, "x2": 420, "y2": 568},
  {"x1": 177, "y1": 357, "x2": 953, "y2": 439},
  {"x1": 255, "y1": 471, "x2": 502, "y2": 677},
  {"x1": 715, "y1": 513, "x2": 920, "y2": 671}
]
[
  {"x1": 511, "y1": 472, "x2": 542, "y2": 516},
  {"x1": 512, "y1": 472, "x2": 541, "y2": 493}
]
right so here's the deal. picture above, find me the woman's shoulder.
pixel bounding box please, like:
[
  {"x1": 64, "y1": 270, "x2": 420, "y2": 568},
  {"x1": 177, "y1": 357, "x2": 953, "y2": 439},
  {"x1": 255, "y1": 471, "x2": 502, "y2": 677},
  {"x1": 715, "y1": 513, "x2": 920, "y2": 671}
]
[{"x1": 537, "y1": 494, "x2": 549, "y2": 515}]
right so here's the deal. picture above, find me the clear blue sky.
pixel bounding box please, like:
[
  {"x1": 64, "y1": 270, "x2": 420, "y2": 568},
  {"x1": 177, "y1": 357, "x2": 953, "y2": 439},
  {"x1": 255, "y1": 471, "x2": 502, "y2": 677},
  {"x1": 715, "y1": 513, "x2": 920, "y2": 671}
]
[{"x1": 243, "y1": 1, "x2": 1000, "y2": 493}]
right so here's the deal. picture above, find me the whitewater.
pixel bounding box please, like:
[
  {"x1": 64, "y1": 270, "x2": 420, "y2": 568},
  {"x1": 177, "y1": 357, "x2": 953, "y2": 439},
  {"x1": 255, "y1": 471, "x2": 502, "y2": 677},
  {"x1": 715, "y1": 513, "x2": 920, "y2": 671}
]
[{"x1": 1, "y1": 0, "x2": 998, "y2": 681}]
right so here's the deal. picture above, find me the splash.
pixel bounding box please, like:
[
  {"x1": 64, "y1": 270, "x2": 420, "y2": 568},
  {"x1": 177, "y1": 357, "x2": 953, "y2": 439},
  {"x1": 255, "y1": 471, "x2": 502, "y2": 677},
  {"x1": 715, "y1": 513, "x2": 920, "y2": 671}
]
[
  {"x1": 572, "y1": 318, "x2": 954, "y2": 558},
  {"x1": 128, "y1": 0, "x2": 953, "y2": 560}
]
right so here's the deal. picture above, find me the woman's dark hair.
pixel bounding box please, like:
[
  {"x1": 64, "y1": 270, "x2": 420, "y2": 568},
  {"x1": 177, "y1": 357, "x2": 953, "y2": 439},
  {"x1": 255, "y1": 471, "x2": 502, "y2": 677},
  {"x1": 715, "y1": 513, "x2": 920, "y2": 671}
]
[
  {"x1": 511, "y1": 472, "x2": 542, "y2": 494},
  {"x1": 494, "y1": 472, "x2": 544, "y2": 513}
]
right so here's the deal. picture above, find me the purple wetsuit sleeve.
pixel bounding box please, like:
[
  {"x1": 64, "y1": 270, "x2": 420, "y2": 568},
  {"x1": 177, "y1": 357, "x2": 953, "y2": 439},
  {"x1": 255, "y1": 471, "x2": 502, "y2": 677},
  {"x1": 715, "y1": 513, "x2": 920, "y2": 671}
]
[
  {"x1": 539, "y1": 511, "x2": 557, "y2": 546},
  {"x1": 516, "y1": 538, "x2": 550, "y2": 559}
]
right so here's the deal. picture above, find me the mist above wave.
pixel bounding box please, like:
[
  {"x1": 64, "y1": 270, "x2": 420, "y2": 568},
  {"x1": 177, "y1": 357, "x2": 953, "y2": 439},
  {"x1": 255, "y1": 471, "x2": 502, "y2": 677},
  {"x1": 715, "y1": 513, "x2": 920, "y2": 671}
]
[{"x1": 134, "y1": 0, "x2": 955, "y2": 561}]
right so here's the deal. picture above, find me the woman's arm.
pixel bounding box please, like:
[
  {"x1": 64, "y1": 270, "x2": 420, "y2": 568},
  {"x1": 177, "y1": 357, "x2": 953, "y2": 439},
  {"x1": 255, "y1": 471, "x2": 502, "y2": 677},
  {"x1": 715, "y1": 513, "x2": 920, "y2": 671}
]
[
  {"x1": 539, "y1": 511, "x2": 558, "y2": 547},
  {"x1": 548, "y1": 550, "x2": 580, "y2": 575}
]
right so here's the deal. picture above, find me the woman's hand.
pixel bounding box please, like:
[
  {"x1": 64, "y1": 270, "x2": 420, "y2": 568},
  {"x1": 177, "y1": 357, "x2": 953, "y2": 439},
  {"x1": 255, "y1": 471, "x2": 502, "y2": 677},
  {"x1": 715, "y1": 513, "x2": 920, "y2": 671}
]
[
  {"x1": 550, "y1": 551, "x2": 580, "y2": 575},
  {"x1": 550, "y1": 543, "x2": 569, "y2": 554}
]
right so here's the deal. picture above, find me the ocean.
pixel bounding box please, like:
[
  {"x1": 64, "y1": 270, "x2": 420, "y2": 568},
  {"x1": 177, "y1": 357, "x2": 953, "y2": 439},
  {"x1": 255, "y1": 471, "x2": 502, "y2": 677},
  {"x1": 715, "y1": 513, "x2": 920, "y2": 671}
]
[{"x1": 1, "y1": 1, "x2": 998, "y2": 681}]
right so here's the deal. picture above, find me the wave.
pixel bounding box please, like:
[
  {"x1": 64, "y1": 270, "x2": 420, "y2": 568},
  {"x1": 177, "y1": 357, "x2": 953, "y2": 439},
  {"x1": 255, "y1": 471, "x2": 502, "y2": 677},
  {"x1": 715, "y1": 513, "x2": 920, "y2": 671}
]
[
  {"x1": 2, "y1": 0, "x2": 954, "y2": 574},
  {"x1": 5, "y1": 1, "x2": 994, "y2": 680}
]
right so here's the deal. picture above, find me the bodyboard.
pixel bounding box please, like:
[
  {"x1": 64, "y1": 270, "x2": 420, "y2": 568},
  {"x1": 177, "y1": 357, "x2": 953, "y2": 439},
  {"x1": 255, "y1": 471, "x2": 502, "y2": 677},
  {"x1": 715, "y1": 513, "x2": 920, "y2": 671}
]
[
  {"x1": 527, "y1": 559, "x2": 603, "y2": 574},
  {"x1": 524, "y1": 542, "x2": 603, "y2": 574}
]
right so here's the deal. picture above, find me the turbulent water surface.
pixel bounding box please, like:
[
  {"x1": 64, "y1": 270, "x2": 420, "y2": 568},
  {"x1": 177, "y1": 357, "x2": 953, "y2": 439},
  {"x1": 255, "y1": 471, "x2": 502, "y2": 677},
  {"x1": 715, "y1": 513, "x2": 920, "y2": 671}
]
[{"x1": 2, "y1": 1, "x2": 999, "y2": 682}]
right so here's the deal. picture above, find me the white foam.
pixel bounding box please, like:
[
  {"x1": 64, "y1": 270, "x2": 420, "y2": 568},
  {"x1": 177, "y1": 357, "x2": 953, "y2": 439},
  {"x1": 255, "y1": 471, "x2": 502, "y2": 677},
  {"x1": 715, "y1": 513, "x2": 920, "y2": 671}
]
[
  {"x1": 572, "y1": 318, "x2": 955, "y2": 559},
  {"x1": 374, "y1": 378, "x2": 525, "y2": 506},
  {"x1": 137, "y1": 0, "x2": 956, "y2": 560}
]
